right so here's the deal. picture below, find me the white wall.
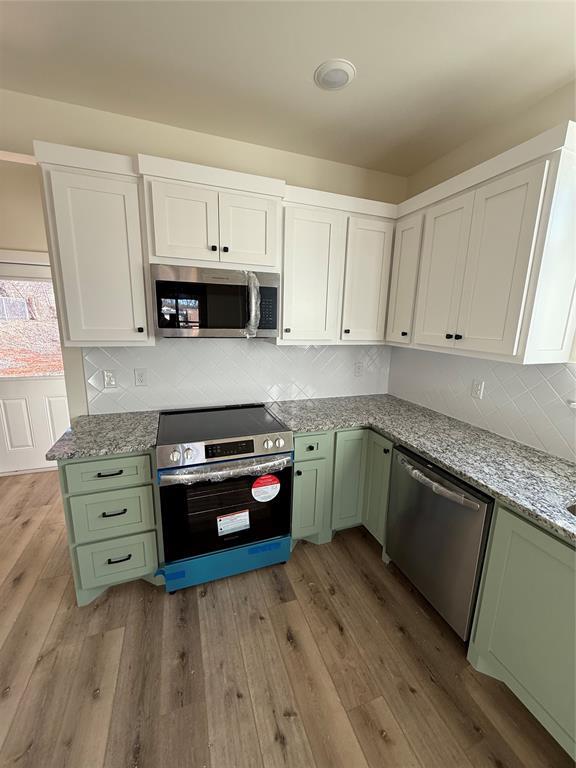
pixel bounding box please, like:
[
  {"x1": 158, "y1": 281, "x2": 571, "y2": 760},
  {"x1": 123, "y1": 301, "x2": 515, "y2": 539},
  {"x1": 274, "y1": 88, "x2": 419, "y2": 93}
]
[
  {"x1": 388, "y1": 348, "x2": 576, "y2": 461},
  {"x1": 84, "y1": 341, "x2": 391, "y2": 414}
]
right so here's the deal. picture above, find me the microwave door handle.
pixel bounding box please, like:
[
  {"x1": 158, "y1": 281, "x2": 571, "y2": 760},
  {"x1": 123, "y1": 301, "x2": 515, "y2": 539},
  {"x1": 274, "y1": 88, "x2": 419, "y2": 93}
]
[
  {"x1": 398, "y1": 456, "x2": 480, "y2": 511},
  {"x1": 245, "y1": 271, "x2": 261, "y2": 337}
]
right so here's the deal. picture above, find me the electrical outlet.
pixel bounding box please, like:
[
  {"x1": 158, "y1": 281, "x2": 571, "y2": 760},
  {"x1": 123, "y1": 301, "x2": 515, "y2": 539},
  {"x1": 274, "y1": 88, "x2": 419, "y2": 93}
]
[
  {"x1": 103, "y1": 370, "x2": 117, "y2": 389},
  {"x1": 134, "y1": 368, "x2": 148, "y2": 387},
  {"x1": 471, "y1": 379, "x2": 485, "y2": 400},
  {"x1": 354, "y1": 361, "x2": 364, "y2": 377}
]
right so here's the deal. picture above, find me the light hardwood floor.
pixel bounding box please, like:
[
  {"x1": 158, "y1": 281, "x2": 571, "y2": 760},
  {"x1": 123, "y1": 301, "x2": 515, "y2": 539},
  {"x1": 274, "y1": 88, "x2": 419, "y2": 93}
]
[{"x1": 0, "y1": 471, "x2": 571, "y2": 768}]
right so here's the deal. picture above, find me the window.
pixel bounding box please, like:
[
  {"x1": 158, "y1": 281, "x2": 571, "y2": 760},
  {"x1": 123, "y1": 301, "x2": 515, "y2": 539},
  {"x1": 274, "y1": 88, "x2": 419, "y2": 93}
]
[{"x1": 0, "y1": 278, "x2": 64, "y2": 377}]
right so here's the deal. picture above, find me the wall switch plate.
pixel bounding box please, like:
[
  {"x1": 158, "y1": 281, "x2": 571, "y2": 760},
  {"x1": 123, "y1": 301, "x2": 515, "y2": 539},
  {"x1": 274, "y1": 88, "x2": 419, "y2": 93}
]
[
  {"x1": 471, "y1": 379, "x2": 485, "y2": 400},
  {"x1": 103, "y1": 370, "x2": 117, "y2": 389},
  {"x1": 134, "y1": 368, "x2": 148, "y2": 387},
  {"x1": 354, "y1": 362, "x2": 364, "y2": 377}
]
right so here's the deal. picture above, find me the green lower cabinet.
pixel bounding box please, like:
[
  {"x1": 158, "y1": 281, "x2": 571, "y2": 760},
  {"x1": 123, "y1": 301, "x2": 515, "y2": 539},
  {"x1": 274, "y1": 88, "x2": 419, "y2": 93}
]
[
  {"x1": 362, "y1": 432, "x2": 393, "y2": 547},
  {"x1": 469, "y1": 505, "x2": 575, "y2": 759},
  {"x1": 292, "y1": 459, "x2": 331, "y2": 540},
  {"x1": 332, "y1": 429, "x2": 367, "y2": 531}
]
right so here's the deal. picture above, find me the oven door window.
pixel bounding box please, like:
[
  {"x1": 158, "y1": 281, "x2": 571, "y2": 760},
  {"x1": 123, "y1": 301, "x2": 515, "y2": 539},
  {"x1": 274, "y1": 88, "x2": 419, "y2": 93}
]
[
  {"x1": 160, "y1": 467, "x2": 292, "y2": 563},
  {"x1": 156, "y1": 280, "x2": 248, "y2": 330}
]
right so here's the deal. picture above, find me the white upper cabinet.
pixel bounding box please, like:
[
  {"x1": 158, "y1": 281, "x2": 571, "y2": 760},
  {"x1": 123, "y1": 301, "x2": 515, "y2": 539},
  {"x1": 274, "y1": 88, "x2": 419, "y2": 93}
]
[
  {"x1": 340, "y1": 217, "x2": 394, "y2": 342},
  {"x1": 148, "y1": 179, "x2": 280, "y2": 269},
  {"x1": 413, "y1": 192, "x2": 474, "y2": 348},
  {"x1": 455, "y1": 161, "x2": 548, "y2": 356},
  {"x1": 48, "y1": 168, "x2": 150, "y2": 346},
  {"x1": 150, "y1": 180, "x2": 219, "y2": 261},
  {"x1": 386, "y1": 213, "x2": 423, "y2": 344},
  {"x1": 282, "y1": 206, "x2": 346, "y2": 341}
]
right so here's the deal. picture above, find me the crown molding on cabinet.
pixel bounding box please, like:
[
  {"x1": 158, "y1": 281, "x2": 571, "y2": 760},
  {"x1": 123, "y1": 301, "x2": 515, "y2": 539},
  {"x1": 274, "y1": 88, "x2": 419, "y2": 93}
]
[
  {"x1": 284, "y1": 185, "x2": 397, "y2": 218},
  {"x1": 33, "y1": 141, "x2": 137, "y2": 176},
  {"x1": 398, "y1": 120, "x2": 575, "y2": 218}
]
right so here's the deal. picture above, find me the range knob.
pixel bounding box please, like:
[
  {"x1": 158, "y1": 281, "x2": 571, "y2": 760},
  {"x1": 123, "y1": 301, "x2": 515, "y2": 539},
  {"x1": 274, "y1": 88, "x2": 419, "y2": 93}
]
[
  {"x1": 169, "y1": 449, "x2": 181, "y2": 463},
  {"x1": 275, "y1": 437, "x2": 285, "y2": 448},
  {"x1": 184, "y1": 448, "x2": 194, "y2": 461},
  {"x1": 263, "y1": 438, "x2": 274, "y2": 450}
]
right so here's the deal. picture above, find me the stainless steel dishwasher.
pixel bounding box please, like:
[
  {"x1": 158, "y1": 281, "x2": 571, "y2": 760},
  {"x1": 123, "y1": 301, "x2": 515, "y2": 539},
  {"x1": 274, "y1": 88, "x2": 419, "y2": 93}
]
[{"x1": 387, "y1": 447, "x2": 493, "y2": 641}]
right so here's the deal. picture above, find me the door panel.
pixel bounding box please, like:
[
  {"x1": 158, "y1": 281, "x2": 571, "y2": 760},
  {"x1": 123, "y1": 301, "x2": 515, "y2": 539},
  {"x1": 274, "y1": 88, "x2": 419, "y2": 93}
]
[
  {"x1": 332, "y1": 429, "x2": 367, "y2": 530},
  {"x1": 219, "y1": 192, "x2": 278, "y2": 267},
  {"x1": 386, "y1": 213, "x2": 423, "y2": 343},
  {"x1": 362, "y1": 432, "x2": 392, "y2": 546},
  {"x1": 341, "y1": 217, "x2": 393, "y2": 341},
  {"x1": 413, "y1": 192, "x2": 474, "y2": 348},
  {"x1": 151, "y1": 180, "x2": 219, "y2": 261},
  {"x1": 292, "y1": 459, "x2": 328, "y2": 538},
  {"x1": 282, "y1": 207, "x2": 346, "y2": 341},
  {"x1": 456, "y1": 161, "x2": 548, "y2": 355}
]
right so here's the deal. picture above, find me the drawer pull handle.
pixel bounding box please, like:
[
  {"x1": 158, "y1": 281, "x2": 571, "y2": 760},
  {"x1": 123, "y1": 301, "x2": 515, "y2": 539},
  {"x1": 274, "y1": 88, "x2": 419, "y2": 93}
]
[
  {"x1": 296, "y1": 470, "x2": 302, "y2": 476},
  {"x1": 96, "y1": 469, "x2": 124, "y2": 478},
  {"x1": 383, "y1": 448, "x2": 390, "y2": 454},
  {"x1": 107, "y1": 553, "x2": 132, "y2": 565},
  {"x1": 101, "y1": 508, "x2": 128, "y2": 518}
]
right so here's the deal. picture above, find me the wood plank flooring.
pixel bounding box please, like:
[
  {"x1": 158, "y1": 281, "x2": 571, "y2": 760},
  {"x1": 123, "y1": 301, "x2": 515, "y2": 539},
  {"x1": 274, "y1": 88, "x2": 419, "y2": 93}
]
[{"x1": 0, "y1": 471, "x2": 571, "y2": 768}]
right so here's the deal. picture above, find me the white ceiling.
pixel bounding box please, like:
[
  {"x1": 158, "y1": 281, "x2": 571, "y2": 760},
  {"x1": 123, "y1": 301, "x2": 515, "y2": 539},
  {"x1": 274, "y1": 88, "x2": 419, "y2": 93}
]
[{"x1": 0, "y1": 1, "x2": 574, "y2": 176}]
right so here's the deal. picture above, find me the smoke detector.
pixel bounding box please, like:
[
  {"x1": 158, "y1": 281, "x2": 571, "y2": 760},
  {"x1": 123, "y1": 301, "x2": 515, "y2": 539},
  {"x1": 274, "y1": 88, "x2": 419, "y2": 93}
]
[{"x1": 313, "y1": 59, "x2": 356, "y2": 91}]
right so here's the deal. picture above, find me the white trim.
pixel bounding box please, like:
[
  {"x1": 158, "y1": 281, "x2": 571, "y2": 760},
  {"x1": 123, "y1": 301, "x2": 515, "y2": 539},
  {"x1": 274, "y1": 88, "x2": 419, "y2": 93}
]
[
  {"x1": 0, "y1": 248, "x2": 50, "y2": 266},
  {"x1": 137, "y1": 154, "x2": 286, "y2": 198},
  {"x1": 399, "y1": 121, "x2": 575, "y2": 217},
  {"x1": 33, "y1": 141, "x2": 136, "y2": 176},
  {"x1": 0, "y1": 150, "x2": 37, "y2": 165},
  {"x1": 0, "y1": 375, "x2": 65, "y2": 383},
  {"x1": 284, "y1": 185, "x2": 397, "y2": 218},
  {"x1": 0, "y1": 262, "x2": 52, "y2": 280}
]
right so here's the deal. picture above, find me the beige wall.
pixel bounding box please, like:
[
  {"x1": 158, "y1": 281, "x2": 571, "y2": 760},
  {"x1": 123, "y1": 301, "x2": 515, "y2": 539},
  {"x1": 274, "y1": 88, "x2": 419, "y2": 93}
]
[
  {"x1": 0, "y1": 161, "x2": 47, "y2": 251},
  {"x1": 407, "y1": 81, "x2": 576, "y2": 196}
]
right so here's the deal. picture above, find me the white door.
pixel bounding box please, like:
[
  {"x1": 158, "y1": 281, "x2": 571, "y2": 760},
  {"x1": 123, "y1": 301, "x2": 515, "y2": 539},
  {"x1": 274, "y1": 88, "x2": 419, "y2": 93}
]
[
  {"x1": 0, "y1": 261, "x2": 69, "y2": 473},
  {"x1": 282, "y1": 206, "x2": 346, "y2": 342},
  {"x1": 50, "y1": 169, "x2": 149, "y2": 345},
  {"x1": 340, "y1": 216, "x2": 394, "y2": 342},
  {"x1": 218, "y1": 192, "x2": 279, "y2": 267},
  {"x1": 455, "y1": 161, "x2": 548, "y2": 356},
  {"x1": 413, "y1": 191, "x2": 474, "y2": 348},
  {"x1": 150, "y1": 180, "x2": 219, "y2": 261},
  {"x1": 386, "y1": 213, "x2": 423, "y2": 344}
]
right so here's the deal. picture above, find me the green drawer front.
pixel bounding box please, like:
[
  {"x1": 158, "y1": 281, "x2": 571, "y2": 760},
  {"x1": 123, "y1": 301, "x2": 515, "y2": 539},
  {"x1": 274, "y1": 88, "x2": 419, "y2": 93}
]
[
  {"x1": 76, "y1": 531, "x2": 157, "y2": 590},
  {"x1": 65, "y1": 455, "x2": 151, "y2": 494},
  {"x1": 70, "y1": 486, "x2": 155, "y2": 544},
  {"x1": 294, "y1": 432, "x2": 333, "y2": 461}
]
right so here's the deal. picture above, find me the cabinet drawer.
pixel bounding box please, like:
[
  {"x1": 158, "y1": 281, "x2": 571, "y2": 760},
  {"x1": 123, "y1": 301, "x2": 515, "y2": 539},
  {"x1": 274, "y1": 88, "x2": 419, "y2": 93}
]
[
  {"x1": 294, "y1": 433, "x2": 333, "y2": 461},
  {"x1": 76, "y1": 532, "x2": 157, "y2": 590},
  {"x1": 65, "y1": 455, "x2": 151, "y2": 494},
  {"x1": 70, "y1": 486, "x2": 155, "y2": 544}
]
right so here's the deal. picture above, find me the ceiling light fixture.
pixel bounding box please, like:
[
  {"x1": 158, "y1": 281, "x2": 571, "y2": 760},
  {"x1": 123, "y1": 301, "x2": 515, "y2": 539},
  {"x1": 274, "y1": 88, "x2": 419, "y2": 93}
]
[{"x1": 313, "y1": 59, "x2": 356, "y2": 91}]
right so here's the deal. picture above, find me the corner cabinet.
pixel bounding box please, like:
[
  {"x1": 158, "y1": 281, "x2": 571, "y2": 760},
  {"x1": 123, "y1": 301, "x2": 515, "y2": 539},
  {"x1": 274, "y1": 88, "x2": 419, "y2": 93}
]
[
  {"x1": 469, "y1": 506, "x2": 575, "y2": 759},
  {"x1": 332, "y1": 429, "x2": 367, "y2": 531},
  {"x1": 42, "y1": 166, "x2": 152, "y2": 346},
  {"x1": 385, "y1": 213, "x2": 423, "y2": 344},
  {"x1": 362, "y1": 431, "x2": 393, "y2": 547}
]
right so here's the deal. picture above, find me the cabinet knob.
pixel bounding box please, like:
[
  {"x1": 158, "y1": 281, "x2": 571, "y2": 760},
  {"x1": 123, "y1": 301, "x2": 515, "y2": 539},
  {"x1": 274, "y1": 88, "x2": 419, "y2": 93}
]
[
  {"x1": 296, "y1": 470, "x2": 302, "y2": 476},
  {"x1": 222, "y1": 246, "x2": 229, "y2": 253},
  {"x1": 344, "y1": 329, "x2": 351, "y2": 334},
  {"x1": 137, "y1": 327, "x2": 144, "y2": 333},
  {"x1": 401, "y1": 331, "x2": 408, "y2": 337},
  {"x1": 455, "y1": 333, "x2": 463, "y2": 340},
  {"x1": 210, "y1": 245, "x2": 218, "y2": 251},
  {"x1": 284, "y1": 328, "x2": 291, "y2": 333},
  {"x1": 445, "y1": 333, "x2": 454, "y2": 339},
  {"x1": 306, "y1": 445, "x2": 315, "y2": 451},
  {"x1": 383, "y1": 448, "x2": 390, "y2": 454}
]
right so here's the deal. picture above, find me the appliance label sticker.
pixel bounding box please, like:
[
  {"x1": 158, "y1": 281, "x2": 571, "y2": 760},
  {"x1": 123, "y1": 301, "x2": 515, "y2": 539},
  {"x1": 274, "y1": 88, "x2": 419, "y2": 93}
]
[
  {"x1": 252, "y1": 474, "x2": 281, "y2": 502},
  {"x1": 217, "y1": 509, "x2": 250, "y2": 536}
]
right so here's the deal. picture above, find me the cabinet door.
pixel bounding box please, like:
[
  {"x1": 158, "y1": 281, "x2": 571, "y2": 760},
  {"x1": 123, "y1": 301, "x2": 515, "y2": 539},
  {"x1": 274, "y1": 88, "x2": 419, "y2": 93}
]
[
  {"x1": 219, "y1": 192, "x2": 279, "y2": 267},
  {"x1": 150, "y1": 180, "x2": 219, "y2": 261},
  {"x1": 470, "y1": 507, "x2": 575, "y2": 758},
  {"x1": 341, "y1": 217, "x2": 394, "y2": 341},
  {"x1": 282, "y1": 207, "x2": 346, "y2": 341},
  {"x1": 386, "y1": 213, "x2": 423, "y2": 343},
  {"x1": 456, "y1": 161, "x2": 548, "y2": 356},
  {"x1": 332, "y1": 429, "x2": 367, "y2": 531},
  {"x1": 413, "y1": 191, "x2": 474, "y2": 348},
  {"x1": 362, "y1": 432, "x2": 393, "y2": 546},
  {"x1": 292, "y1": 459, "x2": 329, "y2": 539},
  {"x1": 50, "y1": 169, "x2": 148, "y2": 344}
]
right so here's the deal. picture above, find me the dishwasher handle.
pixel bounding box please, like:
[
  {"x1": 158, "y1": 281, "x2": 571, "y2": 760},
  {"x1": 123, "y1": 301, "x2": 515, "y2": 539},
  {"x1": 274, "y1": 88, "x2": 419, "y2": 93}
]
[{"x1": 397, "y1": 455, "x2": 480, "y2": 511}]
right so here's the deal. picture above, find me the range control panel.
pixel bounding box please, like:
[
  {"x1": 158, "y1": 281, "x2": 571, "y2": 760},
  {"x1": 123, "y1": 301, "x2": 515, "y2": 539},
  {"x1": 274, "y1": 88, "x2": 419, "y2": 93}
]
[{"x1": 205, "y1": 439, "x2": 254, "y2": 459}]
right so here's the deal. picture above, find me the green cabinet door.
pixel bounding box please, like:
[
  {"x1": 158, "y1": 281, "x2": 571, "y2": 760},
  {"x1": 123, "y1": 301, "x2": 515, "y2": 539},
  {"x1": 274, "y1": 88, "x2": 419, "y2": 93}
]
[
  {"x1": 292, "y1": 458, "x2": 330, "y2": 540},
  {"x1": 332, "y1": 429, "x2": 367, "y2": 531},
  {"x1": 469, "y1": 506, "x2": 575, "y2": 759},
  {"x1": 362, "y1": 432, "x2": 393, "y2": 546}
]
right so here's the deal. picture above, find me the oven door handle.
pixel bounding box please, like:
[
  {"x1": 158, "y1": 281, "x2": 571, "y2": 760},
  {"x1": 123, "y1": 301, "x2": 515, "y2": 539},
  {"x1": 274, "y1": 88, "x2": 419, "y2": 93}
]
[{"x1": 158, "y1": 454, "x2": 292, "y2": 487}]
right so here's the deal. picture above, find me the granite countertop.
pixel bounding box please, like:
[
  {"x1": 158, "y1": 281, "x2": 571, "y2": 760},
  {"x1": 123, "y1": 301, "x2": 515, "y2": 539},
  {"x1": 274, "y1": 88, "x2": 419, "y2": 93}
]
[
  {"x1": 268, "y1": 395, "x2": 576, "y2": 546},
  {"x1": 46, "y1": 410, "x2": 160, "y2": 461},
  {"x1": 46, "y1": 395, "x2": 576, "y2": 546}
]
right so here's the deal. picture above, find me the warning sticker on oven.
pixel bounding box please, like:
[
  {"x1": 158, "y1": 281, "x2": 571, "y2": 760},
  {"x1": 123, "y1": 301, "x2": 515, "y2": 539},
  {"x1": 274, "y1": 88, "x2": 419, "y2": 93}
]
[
  {"x1": 217, "y1": 509, "x2": 250, "y2": 536},
  {"x1": 252, "y1": 474, "x2": 281, "y2": 502}
]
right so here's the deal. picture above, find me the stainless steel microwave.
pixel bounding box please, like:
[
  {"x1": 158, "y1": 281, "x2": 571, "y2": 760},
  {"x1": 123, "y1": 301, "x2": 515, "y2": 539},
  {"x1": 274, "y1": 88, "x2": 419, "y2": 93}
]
[{"x1": 150, "y1": 264, "x2": 279, "y2": 338}]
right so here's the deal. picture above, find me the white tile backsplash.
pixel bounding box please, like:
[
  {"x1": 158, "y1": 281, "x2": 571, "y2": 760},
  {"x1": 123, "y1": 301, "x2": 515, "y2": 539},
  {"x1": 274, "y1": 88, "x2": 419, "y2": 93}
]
[
  {"x1": 388, "y1": 348, "x2": 576, "y2": 461},
  {"x1": 84, "y1": 340, "x2": 391, "y2": 414}
]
